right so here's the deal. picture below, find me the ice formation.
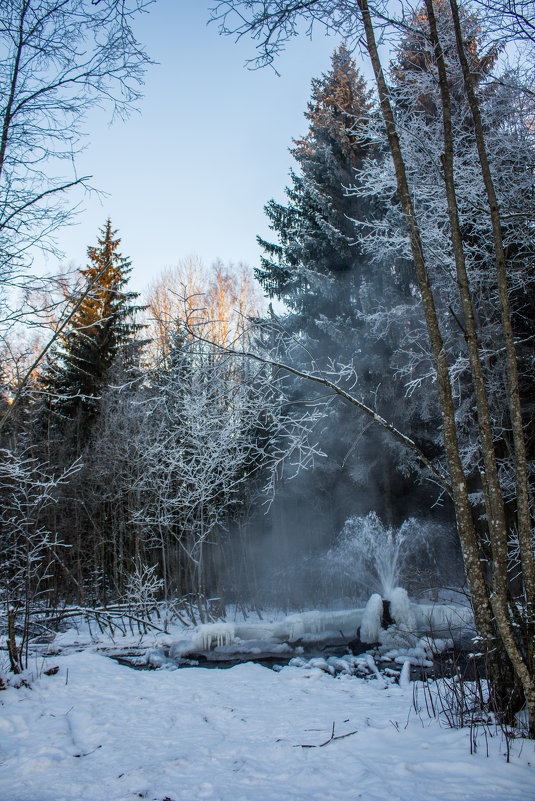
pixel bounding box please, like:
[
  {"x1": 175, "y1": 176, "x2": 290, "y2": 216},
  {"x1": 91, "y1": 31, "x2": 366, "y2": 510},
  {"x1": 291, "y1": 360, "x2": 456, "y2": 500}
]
[
  {"x1": 194, "y1": 622, "x2": 236, "y2": 650},
  {"x1": 389, "y1": 587, "x2": 415, "y2": 628},
  {"x1": 412, "y1": 602, "x2": 474, "y2": 639},
  {"x1": 379, "y1": 625, "x2": 419, "y2": 650},
  {"x1": 365, "y1": 653, "x2": 387, "y2": 687},
  {"x1": 359, "y1": 593, "x2": 383, "y2": 643},
  {"x1": 399, "y1": 659, "x2": 411, "y2": 690},
  {"x1": 169, "y1": 640, "x2": 197, "y2": 659},
  {"x1": 241, "y1": 609, "x2": 363, "y2": 643},
  {"x1": 168, "y1": 602, "x2": 472, "y2": 658}
]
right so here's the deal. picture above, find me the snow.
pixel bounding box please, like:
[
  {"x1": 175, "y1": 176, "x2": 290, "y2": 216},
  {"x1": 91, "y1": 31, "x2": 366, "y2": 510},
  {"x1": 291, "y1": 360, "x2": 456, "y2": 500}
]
[{"x1": 0, "y1": 650, "x2": 532, "y2": 801}]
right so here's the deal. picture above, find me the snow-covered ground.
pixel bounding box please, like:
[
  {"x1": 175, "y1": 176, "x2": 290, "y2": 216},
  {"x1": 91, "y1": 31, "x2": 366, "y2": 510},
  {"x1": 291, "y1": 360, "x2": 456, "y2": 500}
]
[{"x1": 0, "y1": 645, "x2": 533, "y2": 801}]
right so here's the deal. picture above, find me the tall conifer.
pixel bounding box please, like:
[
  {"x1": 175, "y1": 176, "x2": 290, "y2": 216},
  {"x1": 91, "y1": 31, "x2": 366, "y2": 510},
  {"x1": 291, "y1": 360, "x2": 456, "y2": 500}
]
[
  {"x1": 257, "y1": 43, "x2": 377, "y2": 323},
  {"x1": 45, "y1": 219, "x2": 142, "y2": 443}
]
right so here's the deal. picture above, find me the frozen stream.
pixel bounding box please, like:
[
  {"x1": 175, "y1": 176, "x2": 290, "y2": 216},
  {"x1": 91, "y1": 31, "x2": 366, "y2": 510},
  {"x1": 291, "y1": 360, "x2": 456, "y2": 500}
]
[{"x1": 135, "y1": 599, "x2": 475, "y2": 679}]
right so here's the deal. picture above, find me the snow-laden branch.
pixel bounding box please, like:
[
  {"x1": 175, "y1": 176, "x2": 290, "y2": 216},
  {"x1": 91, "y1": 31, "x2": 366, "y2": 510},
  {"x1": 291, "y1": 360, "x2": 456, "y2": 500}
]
[{"x1": 185, "y1": 323, "x2": 453, "y2": 496}]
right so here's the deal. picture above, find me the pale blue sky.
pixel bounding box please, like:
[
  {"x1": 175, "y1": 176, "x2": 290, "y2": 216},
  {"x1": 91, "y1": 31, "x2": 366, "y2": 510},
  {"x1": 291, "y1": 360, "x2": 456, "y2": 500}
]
[{"x1": 49, "y1": 1, "x2": 356, "y2": 294}]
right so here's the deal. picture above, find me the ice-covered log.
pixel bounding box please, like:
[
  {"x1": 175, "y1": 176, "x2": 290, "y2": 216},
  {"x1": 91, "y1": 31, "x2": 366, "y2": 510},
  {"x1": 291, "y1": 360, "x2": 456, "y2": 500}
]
[
  {"x1": 194, "y1": 622, "x2": 236, "y2": 651},
  {"x1": 412, "y1": 603, "x2": 474, "y2": 640},
  {"x1": 236, "y1": 609, "x2": 364, "y2": 643},
  {"x1": 168, "y1": 601, "x2": 473, "y2": 658}
]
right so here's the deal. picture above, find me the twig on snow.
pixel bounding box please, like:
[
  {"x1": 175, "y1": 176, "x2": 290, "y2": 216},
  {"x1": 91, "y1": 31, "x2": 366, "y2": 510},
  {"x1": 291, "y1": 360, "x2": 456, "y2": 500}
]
[{"x1": 297, "y1": 722, "x2": 359, "y2": 748}]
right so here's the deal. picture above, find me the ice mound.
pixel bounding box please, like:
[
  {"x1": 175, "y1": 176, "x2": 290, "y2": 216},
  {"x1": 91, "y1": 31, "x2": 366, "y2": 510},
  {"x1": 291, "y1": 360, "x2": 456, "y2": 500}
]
[
  {"x1": 379, "y1": 626, "x2": 418, "y2": 650},
  {"x1": 379, "y1": 635, "x2": 453, "y2": 669},
  {"x1": 169, "y1": 640, "x2": 197, "y2": 659},
  {"x1": 360, "y1": 593, "x2": 383, "y2": 643},
  {"x1": 146, "y1": 648, "x2": 178, "y2": 669},
  {"x1": 390, "y1": 587, "x2": 416, "y2": 629},
  {"x1": 377, "y1": 587, "x2": 419, "y2": 649}
]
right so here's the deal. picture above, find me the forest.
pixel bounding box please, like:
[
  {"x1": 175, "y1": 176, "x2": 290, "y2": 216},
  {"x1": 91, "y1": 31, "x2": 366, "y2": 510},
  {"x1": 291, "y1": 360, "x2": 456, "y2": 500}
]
[{"x1": 0, "y1": 1, "x2": 534, "y2": 799}]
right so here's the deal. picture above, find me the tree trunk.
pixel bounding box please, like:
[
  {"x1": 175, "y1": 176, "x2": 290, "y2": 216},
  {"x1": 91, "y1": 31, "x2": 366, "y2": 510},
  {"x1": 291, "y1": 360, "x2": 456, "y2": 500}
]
[
  {"x1": 358, "y1": 0, "x2": 533, "y2": 731},
  {"x1": 424, "y1": 0, "x2": 531, "y2": 727}
]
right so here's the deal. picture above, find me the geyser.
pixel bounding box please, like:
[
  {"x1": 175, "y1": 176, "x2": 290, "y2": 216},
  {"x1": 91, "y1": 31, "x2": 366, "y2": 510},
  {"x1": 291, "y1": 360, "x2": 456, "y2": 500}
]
[{"x1": 326, "y1": 512, "x2": 435, "y2": 601}]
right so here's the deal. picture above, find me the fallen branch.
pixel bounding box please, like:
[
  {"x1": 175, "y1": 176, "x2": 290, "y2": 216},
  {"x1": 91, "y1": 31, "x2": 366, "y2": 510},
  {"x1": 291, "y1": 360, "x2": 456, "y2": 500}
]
[
  {"x1": 1, "y1": 605, "x2": 170, "y2": 635},
  {"x1": 298, "y1": 722, "x2": 359, "y2": 748}
]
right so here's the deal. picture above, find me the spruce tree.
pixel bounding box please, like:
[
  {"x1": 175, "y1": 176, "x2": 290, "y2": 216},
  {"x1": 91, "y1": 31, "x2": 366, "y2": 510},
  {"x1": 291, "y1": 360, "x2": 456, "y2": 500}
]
[
  {"x1": 258, "y1": 44, "x2": 376, "y2": 324},
  {"x1": 45, "y1": 219, "x2": 143, "y2": 444}
]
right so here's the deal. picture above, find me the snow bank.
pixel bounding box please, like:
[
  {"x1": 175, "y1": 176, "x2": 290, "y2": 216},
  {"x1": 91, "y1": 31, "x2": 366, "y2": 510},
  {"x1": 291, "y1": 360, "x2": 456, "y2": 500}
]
[{"x1": 1, "y1": 650, "x2": 533, "y2": 801}]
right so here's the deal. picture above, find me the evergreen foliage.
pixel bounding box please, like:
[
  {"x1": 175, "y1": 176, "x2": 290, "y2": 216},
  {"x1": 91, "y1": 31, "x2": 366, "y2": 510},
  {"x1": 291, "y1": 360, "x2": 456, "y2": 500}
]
[{"x1": 43, "y1": 219, "x2": 143, "y2": 443}]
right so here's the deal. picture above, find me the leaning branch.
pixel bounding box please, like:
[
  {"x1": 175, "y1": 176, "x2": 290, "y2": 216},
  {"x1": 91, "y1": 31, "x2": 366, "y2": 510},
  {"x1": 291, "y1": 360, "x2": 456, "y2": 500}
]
[{"x1": 186, "y1": 327, "x2": 453, "y2": 496}]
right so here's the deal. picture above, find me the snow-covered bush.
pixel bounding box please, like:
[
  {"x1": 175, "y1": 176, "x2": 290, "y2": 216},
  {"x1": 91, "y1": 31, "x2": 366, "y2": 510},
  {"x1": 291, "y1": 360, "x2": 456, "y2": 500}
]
[{"x1": 124, "y1": 560, "x2": 164, "y2": 624}]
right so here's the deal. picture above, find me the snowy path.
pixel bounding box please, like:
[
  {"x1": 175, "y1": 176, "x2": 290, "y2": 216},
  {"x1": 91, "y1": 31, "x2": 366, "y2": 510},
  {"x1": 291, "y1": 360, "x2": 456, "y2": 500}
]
[{"x1": 0, "y1": 652, "x2": 533, "y2": 801}]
